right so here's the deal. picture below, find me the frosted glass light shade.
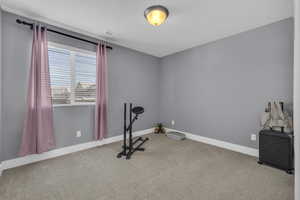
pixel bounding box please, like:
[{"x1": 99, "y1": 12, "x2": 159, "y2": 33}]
[{"x1": 144, "y1": 5, "x2": 169, "y2": 26}]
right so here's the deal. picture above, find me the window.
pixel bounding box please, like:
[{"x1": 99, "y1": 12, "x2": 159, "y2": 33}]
[{"x1": 48, "y1": 43, "x2": 96, "y2": 105}]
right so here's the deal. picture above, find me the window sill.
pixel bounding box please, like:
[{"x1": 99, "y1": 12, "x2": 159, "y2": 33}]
[{"x1": 53, "y1": 103, "x2": 95, "y2": 108}]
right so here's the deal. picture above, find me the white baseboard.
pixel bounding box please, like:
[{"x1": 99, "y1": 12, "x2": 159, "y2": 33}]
[
  {"x1": 166, "y1": 128, "x2": 259, "y2": 157},
  {"x1": 1, "y1": 128, "x2": 154, "y2": 173},
  {"x1": 1, "y1": 127, "x2": 257, "y2": 175}
]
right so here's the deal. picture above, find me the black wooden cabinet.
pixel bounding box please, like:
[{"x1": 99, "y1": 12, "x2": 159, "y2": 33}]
[{"x1": 258, "y1": 130, "x2": 294, "y2": 174}]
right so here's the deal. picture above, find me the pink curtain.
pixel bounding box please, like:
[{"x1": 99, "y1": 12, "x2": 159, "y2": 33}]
[
  {"x1": 19, "y1": 25, "x2": 55, "y2": 156},
  {"x1": 94, "y1": 43, "x2": 108, "y2": 140}
]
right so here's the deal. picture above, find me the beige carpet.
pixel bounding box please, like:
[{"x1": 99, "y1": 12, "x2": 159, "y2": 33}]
[{"x1": 0, "y1": 134, "x2": 294, "y2": 200}]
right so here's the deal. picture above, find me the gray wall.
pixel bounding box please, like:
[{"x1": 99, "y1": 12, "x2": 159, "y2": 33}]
[
  {"x1": 0, "y1": 11, "x2": 294, "y2": 161},
  {"x1": 294, "y1": 3, "x2": 299, "y2": 199},
  {"x1": 1, "y1": 11, "x2": 160, "y2": 161},
  {"x1": 0, "y1": 8, "x2": 3, "y2": 162},
  {"x1": 159, "y1": 18, "x2": 294, "y2": 149}
]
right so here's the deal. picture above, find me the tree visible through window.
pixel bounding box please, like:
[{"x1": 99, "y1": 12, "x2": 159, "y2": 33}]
[{"x1": 48, "y1": 43, "x2": 96, "y2": 105}]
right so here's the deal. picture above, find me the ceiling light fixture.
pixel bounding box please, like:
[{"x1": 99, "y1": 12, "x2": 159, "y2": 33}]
[{"x1": 144, "y1": 5, "x2": 169, "y2": 26}]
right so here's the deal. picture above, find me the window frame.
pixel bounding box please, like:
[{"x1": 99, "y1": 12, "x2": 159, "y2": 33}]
[{"x1": 48, "y1": 42, "x2": 97, "y2": 107}]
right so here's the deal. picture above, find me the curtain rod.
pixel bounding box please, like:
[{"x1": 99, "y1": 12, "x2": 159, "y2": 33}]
[{"x1": 16, "y1": 19, "x2": 113, "y2": 50}]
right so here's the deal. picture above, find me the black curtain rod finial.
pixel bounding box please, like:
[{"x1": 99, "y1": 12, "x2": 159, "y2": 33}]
[{"x1": 16, "y1": 19, "x2": 32, "y2": 26}]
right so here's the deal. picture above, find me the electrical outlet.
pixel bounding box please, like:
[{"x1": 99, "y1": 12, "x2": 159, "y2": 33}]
[
  {"x1": 251, "y1": 134, "x2": 256, "y2": 141},
  {"x1": 76, "y1": 130, "x2": 82, "y2": 138},
  {"x1": 171, "y1": 120, "x2": 175, "y2": 126}
]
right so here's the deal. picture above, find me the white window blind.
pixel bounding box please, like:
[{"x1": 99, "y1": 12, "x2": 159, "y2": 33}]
[{"x1": 48, "y1": 43, "x2": 96, "y2": 105}]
